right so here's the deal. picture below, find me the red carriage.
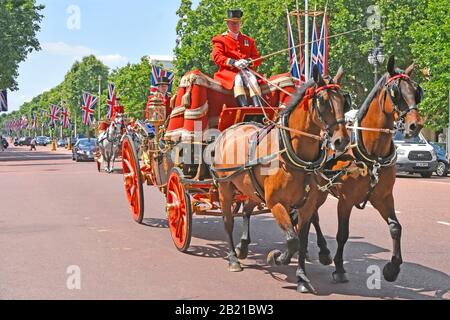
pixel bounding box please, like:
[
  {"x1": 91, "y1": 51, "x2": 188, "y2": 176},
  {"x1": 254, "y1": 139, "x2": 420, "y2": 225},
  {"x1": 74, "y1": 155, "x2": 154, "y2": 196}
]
[{"x1": 121, "y1": 70, "x2": 296, "y2": 251}]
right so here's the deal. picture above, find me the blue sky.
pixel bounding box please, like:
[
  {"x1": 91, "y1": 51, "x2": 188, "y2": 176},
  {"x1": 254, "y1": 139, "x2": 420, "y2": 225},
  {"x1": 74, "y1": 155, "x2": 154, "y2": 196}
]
[{"x1": 8, "y1": 0, "x2": 199, "y2": 113}]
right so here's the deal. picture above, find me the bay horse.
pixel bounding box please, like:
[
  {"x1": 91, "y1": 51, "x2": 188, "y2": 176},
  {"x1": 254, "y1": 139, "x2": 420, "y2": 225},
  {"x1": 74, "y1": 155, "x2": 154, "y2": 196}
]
[
  {"x1": 211, "y1": 65, "x2": 350, "y2": 293},
  {"x1": 305, "y1": 56, "x2": 424, "y2": 286}
]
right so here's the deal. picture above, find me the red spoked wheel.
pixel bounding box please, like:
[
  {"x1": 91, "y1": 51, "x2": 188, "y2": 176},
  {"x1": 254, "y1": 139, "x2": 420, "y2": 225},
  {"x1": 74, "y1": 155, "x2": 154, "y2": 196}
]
[
  {"x1": 122, "y1": 135, "x2": 145, "y2": 224},
  {"x1": 166, "y1": 168, "x2": 192, "y2": 252}
]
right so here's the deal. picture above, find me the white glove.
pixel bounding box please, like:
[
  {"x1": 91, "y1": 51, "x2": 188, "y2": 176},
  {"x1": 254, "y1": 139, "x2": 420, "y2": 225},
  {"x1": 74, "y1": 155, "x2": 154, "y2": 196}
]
[{"x1": 235, "y1": 59, "x2": 250, "y2": 69}]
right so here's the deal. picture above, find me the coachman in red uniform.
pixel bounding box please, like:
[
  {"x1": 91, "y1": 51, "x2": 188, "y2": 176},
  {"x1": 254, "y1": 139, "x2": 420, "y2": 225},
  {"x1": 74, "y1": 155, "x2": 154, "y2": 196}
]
[
  {"x1": 145, "y1": 76, "x2": 172, "y2": 120},
  {"x1": 212, "y1": 9, "x2": 263, "y2": 107}
]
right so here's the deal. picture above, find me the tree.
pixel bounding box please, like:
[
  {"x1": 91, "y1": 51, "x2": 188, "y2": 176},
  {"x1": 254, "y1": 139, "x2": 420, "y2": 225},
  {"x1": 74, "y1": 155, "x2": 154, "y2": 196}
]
[
  {"x1": 109, "y1": 57, "x2": 152, "y2": 119},
  {"x1": 62, "y1": 55, "x2": 109, "y2": 132},
  {"x1": 0, "y1": 0, "x2": 45, "y2": 90},
  {"x1": 173, "y1": 0, "x2": 435, "y2": 109},
  {"x1": 407, "y1": 0, "x2": 449, "y2": 130}
]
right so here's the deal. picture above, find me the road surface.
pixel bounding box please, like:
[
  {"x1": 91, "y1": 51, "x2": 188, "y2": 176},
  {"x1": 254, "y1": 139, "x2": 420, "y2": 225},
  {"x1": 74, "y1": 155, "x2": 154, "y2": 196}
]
[{"x1": 0, "y1": 145, "x2": 449, "y2": 300}]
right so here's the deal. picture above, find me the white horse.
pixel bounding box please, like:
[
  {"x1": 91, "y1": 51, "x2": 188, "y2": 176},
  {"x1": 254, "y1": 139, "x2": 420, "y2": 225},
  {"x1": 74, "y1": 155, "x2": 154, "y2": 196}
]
[{"x1": 97, "y1": 114, "x2": 123, "y2": 173}]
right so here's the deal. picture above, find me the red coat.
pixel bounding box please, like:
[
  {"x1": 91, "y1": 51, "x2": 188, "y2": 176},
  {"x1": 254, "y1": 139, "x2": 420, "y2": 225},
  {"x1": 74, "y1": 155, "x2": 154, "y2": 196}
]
[
  {"x1": 111, "y1": 105, "x2": 124, "y2": 121},
  {"x1": 212, "y1": 32, "x2": 262, "y2": 90}
]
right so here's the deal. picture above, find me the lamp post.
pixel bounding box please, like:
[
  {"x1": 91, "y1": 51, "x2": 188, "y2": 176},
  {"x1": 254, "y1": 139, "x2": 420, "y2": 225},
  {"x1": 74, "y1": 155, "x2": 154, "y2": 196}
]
[{"x1": 367, "y1": 36, "x2": 385, "y2": 85}]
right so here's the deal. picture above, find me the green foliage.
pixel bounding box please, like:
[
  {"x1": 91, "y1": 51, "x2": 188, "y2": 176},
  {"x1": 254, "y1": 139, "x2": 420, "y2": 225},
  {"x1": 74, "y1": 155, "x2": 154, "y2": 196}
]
[
  {"x1": 0, "y1": 0, "x2": 45, "y2": 90},
  {"x1": 109, "y1": 57, "x2": 151, "y2": 119},
  {"x1": 407, "y1": 0, "x2": 449, "y2": 130},
  {"x1": 174, "y1": 0, "x2": 448, "y2": 130}
]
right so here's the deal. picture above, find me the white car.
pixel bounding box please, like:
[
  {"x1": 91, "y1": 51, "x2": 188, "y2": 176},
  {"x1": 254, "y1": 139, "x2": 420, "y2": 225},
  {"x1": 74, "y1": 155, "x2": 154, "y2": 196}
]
[{"x1": 394, "y1": 131, "x2": 438, "y2": 178}]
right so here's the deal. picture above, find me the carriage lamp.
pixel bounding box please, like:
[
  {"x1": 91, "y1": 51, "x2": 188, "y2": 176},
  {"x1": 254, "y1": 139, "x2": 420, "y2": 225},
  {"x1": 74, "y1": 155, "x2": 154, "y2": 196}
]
[
  {"x1": 368, "y1": 36, "x2": 385, "y2": 85},
  {"x1": 147, "y1": 95, "x2": 166, "y2": 127}
]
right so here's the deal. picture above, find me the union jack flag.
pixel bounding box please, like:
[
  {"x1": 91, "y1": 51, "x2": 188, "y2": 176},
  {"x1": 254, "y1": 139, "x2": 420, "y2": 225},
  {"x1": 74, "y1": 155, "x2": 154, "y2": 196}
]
[
  {"x1": 287, "y1": 13, "x2": 301, "y2": 86},
  {"x1": 309, "y1": 12, "x2": 320, "y2": 78},
  {"x1": 106, "y1": 82, "x2": 116, "y2": 119},
  {"x1": 60, "y1": 102, "x2": 69, "y2": 128},
  {"x1": 151, "y1": 65, "x2": 174, "y2": 93},
  {"x1": 317, "y1": 12, "x2": 329, "y2": 76},
  {"x1": 49, "y1": 104, "x2": 59, "y2": 124},
  {"x1": 21, "y1": 115, "x2": 29, "y2": 129},
  {"x1": 81, "y1": 93, "x2": 97, "y2": 126},
  {"x1": 0, "y1": 89, "x2": 7, "y2": 112},
  {"x1": 32, "y1": 111, "x2": 38, "y2": 129}
]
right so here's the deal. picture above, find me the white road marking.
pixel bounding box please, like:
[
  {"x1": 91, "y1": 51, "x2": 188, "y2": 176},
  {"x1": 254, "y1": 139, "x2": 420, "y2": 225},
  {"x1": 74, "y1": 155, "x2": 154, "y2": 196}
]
[
  {"x1": 437, "y1": 221, "x2": 450, "y2": 226},
  {"x1": 327, "y1": 195, "x2": 401, "y2": 214}
]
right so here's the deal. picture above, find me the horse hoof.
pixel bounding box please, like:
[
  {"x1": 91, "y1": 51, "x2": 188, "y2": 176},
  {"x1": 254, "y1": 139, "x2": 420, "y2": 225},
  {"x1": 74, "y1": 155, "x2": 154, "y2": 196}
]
[
  {"x1": 383, "y1": 262, "x2": 400, "y2": 282},
  {"x1": 319, "y1": 252, "x2": 333, "y2": 266},
  {"x1": 235, "y1": 245, "x2": 248, "y2": 260},
  {"x1": 228, "y1": 262, "x2": 242, "y2": 272},
  {"x1": 332, "y1": 271, "x2": 349, "y2": 283},
  {"x1": 267, "y1": 250, "x2": 282, "y2": 266},
  {"x1": 297, "y1": 282, "x2": 317, "y2": 294}
]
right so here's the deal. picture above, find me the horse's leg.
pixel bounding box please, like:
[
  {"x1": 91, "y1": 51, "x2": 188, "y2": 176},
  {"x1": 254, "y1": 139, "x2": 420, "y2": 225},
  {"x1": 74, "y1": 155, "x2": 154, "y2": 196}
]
[
  {"x1": 332, "y1": 199, "x2": 352, "y2": 283},
  {"x1": 267, "y1": 203, "x2": 298, "y2": 266},
  {"x1": 235, "y1": 202, "x2": 256, "y2": 259},
  {"x1": 370, "y1": 193, "x2": 403, "y2": 282},
  {"x1": 296, "y1": 219, "x2": 317, "y2": 294},
  {"x1": 310, "y1": 212, "x2": 333, "y2": 265},
  {"x1": 218, "y1": 183, "x2": 242, "y2": 272}
]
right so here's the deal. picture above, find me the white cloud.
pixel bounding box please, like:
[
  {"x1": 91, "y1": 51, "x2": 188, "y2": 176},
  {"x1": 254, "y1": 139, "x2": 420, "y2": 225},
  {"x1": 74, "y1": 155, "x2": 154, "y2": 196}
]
[
  {"x1": 41, "y1": 42, "x2": 129, "y2": 68},
  {"x1": 42, "y1": 41, "x2": 97, "y2": 57},
  {"x1": 98, "y1": 54, "x2": 129, "y2": 67}
]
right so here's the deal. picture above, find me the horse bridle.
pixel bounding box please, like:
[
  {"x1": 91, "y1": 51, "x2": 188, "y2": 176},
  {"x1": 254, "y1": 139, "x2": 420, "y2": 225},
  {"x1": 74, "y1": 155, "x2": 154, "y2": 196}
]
[
  {"x1": 311, "y1": 84, "x2": 347, "y2": 137},
  {"x1": 386, "y1": 74, "x2": 423, "y2": 119}
]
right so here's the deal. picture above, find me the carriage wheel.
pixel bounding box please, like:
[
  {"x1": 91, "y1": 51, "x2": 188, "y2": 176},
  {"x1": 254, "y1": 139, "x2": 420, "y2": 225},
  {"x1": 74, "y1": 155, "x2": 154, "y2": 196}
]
[
  {"x1": 166, "y1": 168, "x2": 192, "y2": 252},
  {"x1": 122, "y1": 135, "x2": 145, "y2": 224}
]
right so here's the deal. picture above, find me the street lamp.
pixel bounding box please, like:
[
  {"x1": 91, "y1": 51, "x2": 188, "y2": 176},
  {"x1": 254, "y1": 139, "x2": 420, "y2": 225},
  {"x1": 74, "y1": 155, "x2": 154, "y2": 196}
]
[{"x1": 367, "y1": 36, "x2": 385, "y2": 85}]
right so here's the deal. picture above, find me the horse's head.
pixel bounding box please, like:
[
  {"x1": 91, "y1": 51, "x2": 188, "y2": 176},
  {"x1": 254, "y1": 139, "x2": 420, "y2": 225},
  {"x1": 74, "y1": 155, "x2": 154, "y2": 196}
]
[
  {"x1": 310, "y1": 65, "x2": 351, "y2": 152},
  {"x1": 386, "y1": 56, "x2": 424, "y2": 138}
]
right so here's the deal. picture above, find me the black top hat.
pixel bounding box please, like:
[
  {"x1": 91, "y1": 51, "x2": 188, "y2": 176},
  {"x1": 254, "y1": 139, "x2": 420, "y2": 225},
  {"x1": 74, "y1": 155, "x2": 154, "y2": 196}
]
[
  {"x1": 226, "y1": 9, "x2": 243, "y2": 21},
  {"x1": 157, "y1": 76, "x2": 170, "y2": 85}
]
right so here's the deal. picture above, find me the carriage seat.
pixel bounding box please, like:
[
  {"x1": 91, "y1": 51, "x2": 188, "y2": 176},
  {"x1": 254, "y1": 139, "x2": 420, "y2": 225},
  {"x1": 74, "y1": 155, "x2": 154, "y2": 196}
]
[{"x1": 165, "y1": 70, "x2": 295, "y2": 141}]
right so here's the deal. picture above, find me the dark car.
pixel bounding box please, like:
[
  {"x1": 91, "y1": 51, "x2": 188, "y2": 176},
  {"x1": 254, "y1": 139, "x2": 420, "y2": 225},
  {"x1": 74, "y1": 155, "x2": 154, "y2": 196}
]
[
  {"x1": 72, "y1": 138, "x2": 96, "y2": 162},
  {"x1": 430, "y1": 142, "x2": 448, "y2": 177},
  {"x1": 36, "y1": 136, "x2": 48, "y2": 146},
  {"x1": 57, "y1": 138, "x2": 67, "y2": 148},
  {"x1": 18, "y1": 137, "x2": 32, "y2": 146}
]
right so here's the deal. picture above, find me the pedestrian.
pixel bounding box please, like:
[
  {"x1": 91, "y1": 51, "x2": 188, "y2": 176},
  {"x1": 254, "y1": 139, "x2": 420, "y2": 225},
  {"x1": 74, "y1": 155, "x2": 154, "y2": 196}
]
[
  {"x1": 30, "y1": 137, "x2": 37, "y2": 151},
  {"x1": 0, "y1": 134, "x2": 4, "y2": 152}
]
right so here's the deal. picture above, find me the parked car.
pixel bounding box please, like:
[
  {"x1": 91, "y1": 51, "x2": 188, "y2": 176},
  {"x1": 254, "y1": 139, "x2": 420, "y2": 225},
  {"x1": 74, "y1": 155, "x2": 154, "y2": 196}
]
[
  {"x1": 36, "y1": 136, "x2": 48, "y2": 146},
  {"x1": 45, "y1": 136, "x2": 52, "y2": 144},
  {"x1": 394, "y1": 131, "x2": 438, "y2": 178},
  {"x1": 56, "y1": 138, "x2": 67, "y2": 148},
  {"x1": 72, "y1": 138, "x2": 96, "y2": 162},
  {"x1": 430, "y1": 142, "x2": 448, "y2": 177},
  {"x1": 18, "y1": 136, "x2": 32, "y2": 146}
]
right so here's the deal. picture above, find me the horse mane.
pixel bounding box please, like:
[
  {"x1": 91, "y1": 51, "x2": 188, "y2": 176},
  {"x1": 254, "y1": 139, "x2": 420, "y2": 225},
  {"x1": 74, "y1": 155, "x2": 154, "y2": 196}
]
[
  {"x1": 281, "y1": 80, "x2": 316, "y2": 116},
  {"x1": 357, "y1": 73, "x2": 388, "y2": 122}
]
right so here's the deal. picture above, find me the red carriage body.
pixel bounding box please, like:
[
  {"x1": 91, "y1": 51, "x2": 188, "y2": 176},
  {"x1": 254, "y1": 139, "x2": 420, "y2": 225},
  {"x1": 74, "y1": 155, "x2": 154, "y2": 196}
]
[{"x1": 165, "y1": 70, "x2": 295, "y2": 141}]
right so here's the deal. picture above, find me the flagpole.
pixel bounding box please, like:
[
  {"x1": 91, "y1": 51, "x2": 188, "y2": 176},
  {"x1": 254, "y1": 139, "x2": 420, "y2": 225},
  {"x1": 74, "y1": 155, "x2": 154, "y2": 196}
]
[
  {"x1": 98, "y1": 75, "x2": 102, "y2": 122},
  {"x1": 296, "y1": 0, "x2": 304, "y2": 82},
  {"x1": 304, "y1": 0, "x2": 309, "y2": 81}
]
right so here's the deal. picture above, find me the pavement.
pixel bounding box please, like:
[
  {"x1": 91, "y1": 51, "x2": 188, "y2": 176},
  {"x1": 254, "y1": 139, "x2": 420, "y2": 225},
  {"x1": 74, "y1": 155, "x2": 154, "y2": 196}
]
[{"x1": 0, "y1": 145, "x2": 449, "y2": 300}]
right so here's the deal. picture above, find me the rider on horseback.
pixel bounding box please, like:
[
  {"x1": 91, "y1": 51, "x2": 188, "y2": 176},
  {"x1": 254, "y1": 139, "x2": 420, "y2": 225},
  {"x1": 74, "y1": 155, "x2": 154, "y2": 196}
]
[{"x1": 212, "y1": 9, "x2": 263, "y2": 107}]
